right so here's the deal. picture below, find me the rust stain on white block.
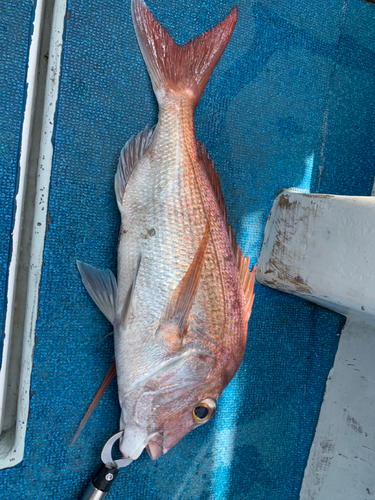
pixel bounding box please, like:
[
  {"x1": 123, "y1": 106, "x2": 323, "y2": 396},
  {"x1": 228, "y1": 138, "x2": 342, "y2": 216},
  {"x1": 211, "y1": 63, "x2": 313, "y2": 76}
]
[{"x1": 257, "y1": 190, "x2": 375, "y2": 320}]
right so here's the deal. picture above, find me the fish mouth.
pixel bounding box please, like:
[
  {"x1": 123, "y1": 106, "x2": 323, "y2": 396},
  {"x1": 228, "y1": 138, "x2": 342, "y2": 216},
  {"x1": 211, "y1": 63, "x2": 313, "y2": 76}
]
[
  {"x1": 124, "y1": 439, "x2": 146, "y2": 461},
  {"x1": 120, "y1": 429, "x2": 164, "y2": 461},
  {"x1": 145, "y1": 432, "x2": 164, "y2": 460},
  {"x1": 119, "y1": 427, "x2": 148, "y2": 461}
]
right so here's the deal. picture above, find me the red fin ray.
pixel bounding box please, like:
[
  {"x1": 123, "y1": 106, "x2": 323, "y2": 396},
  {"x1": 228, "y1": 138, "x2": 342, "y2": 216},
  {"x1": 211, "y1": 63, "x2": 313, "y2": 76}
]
[
  {"x1": 131, "y1": 0, "x2": 237, "y2": 106},
  {"x1": 70, "y1": 359, "x2": 116, "y2": 445}
]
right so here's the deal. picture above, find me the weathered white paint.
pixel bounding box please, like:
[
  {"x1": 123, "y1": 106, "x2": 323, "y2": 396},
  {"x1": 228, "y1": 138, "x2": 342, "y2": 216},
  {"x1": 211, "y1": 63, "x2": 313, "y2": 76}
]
[
  {"x1": 0, "y1": 0, "x2": 67, "y2": 469},
  {"x1": 257, "y1": 191, "x2": 375, "y2": 320},
  {"x1": 256, "y1": 190, "x2": 375, "y2": 499},
  {"x1": 300, "y1": 317, "x2": 375, "y2": 500},
  {"x1": 0, "y1": 0, "x2": 46, "y2": 435}
]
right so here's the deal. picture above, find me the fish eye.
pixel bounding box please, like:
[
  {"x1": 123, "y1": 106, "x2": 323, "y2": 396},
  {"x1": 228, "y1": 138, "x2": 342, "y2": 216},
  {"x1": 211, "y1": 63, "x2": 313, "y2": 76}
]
[{"x1": 192, "y1": 398, "x2": 217, "y2": 425}]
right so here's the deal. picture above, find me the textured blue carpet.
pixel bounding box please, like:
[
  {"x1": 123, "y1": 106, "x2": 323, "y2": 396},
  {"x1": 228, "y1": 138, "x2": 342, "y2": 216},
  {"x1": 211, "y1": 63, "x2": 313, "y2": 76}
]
[
  {"x1": 0, "y1": 0, "x2": 35, "y2": 364},
  {"x1": 1, "y1": 0, "x2": 375, "y2": 499}
]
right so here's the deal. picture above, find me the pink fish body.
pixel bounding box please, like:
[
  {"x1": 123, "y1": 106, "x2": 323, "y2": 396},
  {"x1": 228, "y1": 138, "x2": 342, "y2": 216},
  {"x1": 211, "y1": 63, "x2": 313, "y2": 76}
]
[{"x1": 78, "y1": 0, "x2": 255, "y2": 462}]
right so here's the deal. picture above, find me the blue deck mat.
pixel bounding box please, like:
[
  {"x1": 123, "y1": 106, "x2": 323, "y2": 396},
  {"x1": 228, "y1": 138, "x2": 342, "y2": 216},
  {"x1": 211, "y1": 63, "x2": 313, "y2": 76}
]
[
  {"x1": 1, "y1": 0, "x2": 375, "y2": 498},
  {"x1": 0, "y1": 0, "x2": 35, "y2": 365}
]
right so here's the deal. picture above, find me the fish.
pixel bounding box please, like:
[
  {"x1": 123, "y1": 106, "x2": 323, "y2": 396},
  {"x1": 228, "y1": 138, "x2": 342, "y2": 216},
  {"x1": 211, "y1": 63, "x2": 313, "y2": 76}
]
[{"x1": 76, "y1": 0, "x2": 255, "y2": 462}]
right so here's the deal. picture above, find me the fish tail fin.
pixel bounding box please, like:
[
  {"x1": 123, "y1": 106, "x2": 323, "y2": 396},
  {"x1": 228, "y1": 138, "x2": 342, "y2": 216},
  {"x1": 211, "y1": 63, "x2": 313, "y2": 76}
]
[{"x1": 131, "y1": 0, "x2": 237, "y2": 106}]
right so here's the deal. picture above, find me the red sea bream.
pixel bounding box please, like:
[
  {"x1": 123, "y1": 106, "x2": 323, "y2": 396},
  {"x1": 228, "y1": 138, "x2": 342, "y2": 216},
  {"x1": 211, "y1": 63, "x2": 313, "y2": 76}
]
[{"x1": 77, "y1": 0, "x2": 255, "y2": 462}]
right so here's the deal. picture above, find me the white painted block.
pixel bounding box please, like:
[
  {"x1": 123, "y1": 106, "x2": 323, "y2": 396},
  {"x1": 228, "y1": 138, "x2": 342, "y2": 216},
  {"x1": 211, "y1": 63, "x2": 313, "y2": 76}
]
[
  {"x1": 256, "y1": 191, "x2": 375, "y2": 320},
  {"x1": 0, "y1": 0, "x2": 67, "y2": 469},
  {"x1": 257, "y1": 190, "x2": 375, "y2": 499},
  {"x1": 300, "y1": 317, "x2": 375, "y2": 500}
]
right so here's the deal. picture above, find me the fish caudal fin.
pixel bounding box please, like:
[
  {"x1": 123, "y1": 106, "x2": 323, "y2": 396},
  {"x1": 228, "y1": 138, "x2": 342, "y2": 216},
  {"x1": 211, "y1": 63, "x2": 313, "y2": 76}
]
[{"x1": 131, "y1": 0, "x2": 238, "y2": 106}]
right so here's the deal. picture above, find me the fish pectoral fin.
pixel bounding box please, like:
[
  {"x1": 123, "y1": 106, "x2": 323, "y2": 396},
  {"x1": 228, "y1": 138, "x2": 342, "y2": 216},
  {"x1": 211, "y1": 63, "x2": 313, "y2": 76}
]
[
  {"x1": 70, "y1": 359, "x2": 116, "y2": 446},
  {"x1": 77, "y1": 261, "x2": 117, "y2": 324},
  {"x1": 164, "y1": 223, "x2": 210, "y2": 333},
  {"x1": 115, "y1": 125, "x2": 155, "y2": 210},
  {"x1": 121, "y1": 251, "x2": 142, "y2": 329}
]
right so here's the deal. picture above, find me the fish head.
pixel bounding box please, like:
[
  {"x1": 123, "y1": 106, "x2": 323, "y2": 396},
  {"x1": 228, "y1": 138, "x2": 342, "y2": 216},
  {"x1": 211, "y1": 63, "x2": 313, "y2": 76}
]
[{"x1": 118, "y1": 346, "x2": 239, "y2": 461}]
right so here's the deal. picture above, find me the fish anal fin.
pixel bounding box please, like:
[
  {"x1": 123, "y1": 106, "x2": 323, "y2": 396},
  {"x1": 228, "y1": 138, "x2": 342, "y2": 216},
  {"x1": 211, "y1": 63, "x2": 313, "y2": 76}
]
[
  {"x1": 197, "y1": 142, "x2": 237, "y2": 260},
  {"x1": 131, "y1": 0, "x2": 237, "y2": 106},
  {"x1": 70, "y1": 359, "x2": 116, "y2": 446},
  {"x1": 164, "y1": 223, "x2": 210, "y2": 334},
  {"x1": 77, "y1": 261, "x2": 117, "y2": 324},
  {"x1": 198, "y1": 142, "x2": 228, "y2": 225},
  {"x1": 244, "y1": 266, "x2": 256, "y2": 322},
  {"x1": 115, "y1": 125, "x2": 155, "y2": 210},
  {"x1": 197, "y1": 143, "x2": 256, "y2": 321}
]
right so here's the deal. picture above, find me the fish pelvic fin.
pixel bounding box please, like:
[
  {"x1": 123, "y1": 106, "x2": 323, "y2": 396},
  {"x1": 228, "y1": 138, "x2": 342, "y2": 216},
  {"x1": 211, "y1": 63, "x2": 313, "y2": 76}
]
[
  {"x1": 121, "y1": 251, "x2": 142, "y2": 329},
  {"x1": 131, "y1": 0, "x2": 238, "y2": 107},
  {"x1": 70, "y1": 359, "x2": 116, "y2": 446},
  {"x1": 115, "y1": 125, "x2": 155, "y2": 210},
  {"x1": 77, "y1": 261, "x2": 117, "y2": 324},
  {"x1": 163, "y1": 223, "x2": 210, "y2": 334},
  {"x1": 197, "y1": 143, "x2": 256, "y2": 322}
]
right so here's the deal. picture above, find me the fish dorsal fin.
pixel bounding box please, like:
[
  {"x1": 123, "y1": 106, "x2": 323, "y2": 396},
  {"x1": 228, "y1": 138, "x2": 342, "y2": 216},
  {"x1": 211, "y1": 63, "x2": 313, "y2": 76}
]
[
  {"x1": 197, "y1": 143, "x2": 256, "y2": 321},
  {"x1": 77, "y1": 261, "x2": 117, "y2": 324},
  {"x1": 115, "y1": 125, "x2": 155, "y2": 210},
  {"x1": 164, "y1": 223, "x2": 210, "y2": 333},
  {"x1": 121, "y1": 251, "x2": 142, "y2": 329}
]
